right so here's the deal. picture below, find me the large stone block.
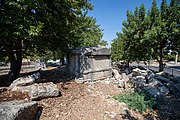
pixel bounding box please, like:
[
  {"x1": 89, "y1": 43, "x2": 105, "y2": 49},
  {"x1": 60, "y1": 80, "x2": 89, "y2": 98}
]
[
  {"x1": 9, "y1": 72, "x2": 40, "y2": 88},
  {"x1": 0, "y1": 100, "x2": 38, "y2": 120},
  {"x1": 68, "y1": 46, "x2": 112, "y2": 81},
  {"x1": 29, "y1": 82, "x2": 59, "y2": 100}
]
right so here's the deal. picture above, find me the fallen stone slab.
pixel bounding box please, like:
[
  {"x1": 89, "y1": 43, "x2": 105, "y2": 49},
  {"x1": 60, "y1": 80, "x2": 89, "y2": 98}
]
[
  {"x1": 29, "y1": 82, "x2": 60, "y2": 100},
  {"x1": 132, "y1": 68, "x2": 148, "y2": 77},
  {"x1": 146, "y1": 87, "x2": 166, "y2": 102},
  {"x1": 148, "y1": 79, "x2": 163, "y2": 87},
  {"x1": 157, "y1": 86, "x2": 170, "y2": 95},
  {"x1": 155, "y1": 75, "x2": 170, "y2": 83},
  {"x1": 167, "y1": 81, "x2": 180, "y2": 101},
  {"x1": 9, "y1": 72, "x2": 40, "y2": 88},
  {"x1": 0, "y1": 100, "x2": 38, "y2": 120}
]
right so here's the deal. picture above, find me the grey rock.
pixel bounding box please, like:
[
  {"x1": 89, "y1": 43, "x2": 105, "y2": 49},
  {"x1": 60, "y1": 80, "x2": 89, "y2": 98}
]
[
  {"x1": 175, "y1": 83, "x2": 180, "y2": 92},
  {"x1": 122, "y1": 73, "x2": 129, "y2": 81},
  {"x1": 149, "y1": 79, "x2": 163, "y2": 87},
  {"x1": 171, "y1": 77, "x2": 180, "y2": 84},
  {"x1": 155, "y1": 75, "x2": 170, "y2": 83},
  {"x1": 147, "y1": 87, "x2": 162, "y2": 98},
  {"x1": 157, "y1": 86, "x2": 170, "y2": 95},
  {"x1": 112, "y1": 69, "x2": 122, "y2": 80},
  {"x1": 132, "y1": 68, "x2": 148, "y2": 77},
  {"x1": 167, "y1": 82, "x2": 180, "y2": 101},
  {"x1": 29, "y1": 82, "x2": 59, "y2": 100},
  {"x1": 68, "y1": 46, "x2": 111, "y2": 81},
  {"x1": 9, "y1": 72, "x2": 40, "y2": 88},
  {"x1": 0, "y1": 100, "x2": 38, "y2": 120},
  {"x1": 118, "y1": 80, "x2": 126, "y2": 88}
]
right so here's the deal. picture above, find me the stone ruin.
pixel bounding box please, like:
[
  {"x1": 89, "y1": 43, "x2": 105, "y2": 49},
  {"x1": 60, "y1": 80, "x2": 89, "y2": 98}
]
[{"x1": 68, "y1": 46, "x2": 112, "y2": 82}]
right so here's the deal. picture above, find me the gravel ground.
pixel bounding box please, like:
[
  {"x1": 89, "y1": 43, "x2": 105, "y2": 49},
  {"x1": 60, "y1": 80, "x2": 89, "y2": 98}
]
[{"x1": 37, "y1": 81, "x2": 146, "y2": 120}]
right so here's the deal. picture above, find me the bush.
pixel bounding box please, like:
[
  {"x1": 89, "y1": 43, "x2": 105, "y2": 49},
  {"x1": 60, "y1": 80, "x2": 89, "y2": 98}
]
[{"x1": 113, "y1": 92, "x2": 156, "y2": 112}]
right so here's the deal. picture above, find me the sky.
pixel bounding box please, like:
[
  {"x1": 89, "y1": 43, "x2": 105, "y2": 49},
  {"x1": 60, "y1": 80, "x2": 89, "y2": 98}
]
[{"x1": 88, "y1": 0, "x2": 170, "y2": 48}]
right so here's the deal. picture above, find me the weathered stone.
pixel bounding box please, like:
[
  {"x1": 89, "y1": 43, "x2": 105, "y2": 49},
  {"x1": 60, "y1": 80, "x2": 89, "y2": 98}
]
[
  {"x1": 118, "y1": 80, "x2": 126, "y2": 88},
  {"x1": 112, "y1": 69, "x2": 121, "y2": 80},
  {"x1": 166, "y1": 81, "x2": 180, "y2": 101},
  {"x1": 147, "y1": 87, "x2": 162, "y2": 98},
  {"x1": 171, "y1": 77, "x2": 180, "y2": 84},
  {"x1": 0, "y1": 100, "x2": 38, "y2": 120},
  {"x1": 0, "y1": 87, "x2": 8, "y2": 92},
  {"x1": 9, "y1": 72, "x2": 40, "y2": 88},
  {"x1": 122, "y1": 73, "x2": 129, "y2": 81},
  {"x1": 68, "y1": 46, "x2": 112, "y2": 81},
  {"x1": 135, "y1": 75, "x2": 145, "y2": 80},
  {"x1": 157, "y1": 86, "x2": 170, "y2": 95},
  {"x1": 155, "y1": 75, "x2": 170, "y2": 83},
  {"x1": 175, "y1": 83, "x2": 180, "y2": 92},
  {"x1": 132, "y1": 68, "x2": 148, "y2": 77},
  {"x1": 29, "y1": 82, "x2": 59, "y2": 100},
  {"x1": 148, "y1": 79, "x2": 163, "y2": 87}
]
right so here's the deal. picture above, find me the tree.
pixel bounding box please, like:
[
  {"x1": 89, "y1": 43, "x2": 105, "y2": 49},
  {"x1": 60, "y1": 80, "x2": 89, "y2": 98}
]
[
  {"x1": 0, "y1": 0, "x2": 93, "y2": 81},
  {"x1": 75, "y1": 16, "x2": 106, "y2": 47},
  {"x1": 111, "y1": 33, "x2": 124, "y2": 61},
  {"x1": 112, "y1": 0, "x2": 179, "y2": 71},
  {"x1": 144, "y1": 0, "x2": 170, "y2": 71}
]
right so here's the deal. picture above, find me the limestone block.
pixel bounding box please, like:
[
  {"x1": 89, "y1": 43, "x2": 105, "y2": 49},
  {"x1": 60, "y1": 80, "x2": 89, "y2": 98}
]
[
  {"x1": 9, "y1": 72, "x2": 40, "y2": 88},
  {"x1": 112, "y1": 69, "x2": 121, "y2": 80},
  {"x1": 29, "y1": 82, "x2": 59, "y2": 100},
  {"x1": 0, "y1": 100, "x2": 38, "y2": 120},
  {"x1": 157, "y1": 86, "x2": 170, "y2": 95}
]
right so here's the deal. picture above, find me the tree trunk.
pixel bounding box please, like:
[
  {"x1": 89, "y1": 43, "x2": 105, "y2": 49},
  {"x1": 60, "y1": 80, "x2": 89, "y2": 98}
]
[
  {"x1": 159, "y1": 45, "x2": 164, "y2": 72},
  {"x1": 4, "y1": 39, "x2": 22, "y2": 81}
]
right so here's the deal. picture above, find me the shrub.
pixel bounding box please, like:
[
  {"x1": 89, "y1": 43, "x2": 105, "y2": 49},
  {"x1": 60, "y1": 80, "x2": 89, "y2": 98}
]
[{"x1": 113, "y1": 92, "x2": 156, "y2": 112}]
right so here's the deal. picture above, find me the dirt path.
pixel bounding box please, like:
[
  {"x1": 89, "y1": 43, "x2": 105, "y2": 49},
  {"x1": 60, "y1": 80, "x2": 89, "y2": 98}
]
[{"x1": 37, "y1": 81, "x2": 145, "y2": 120}]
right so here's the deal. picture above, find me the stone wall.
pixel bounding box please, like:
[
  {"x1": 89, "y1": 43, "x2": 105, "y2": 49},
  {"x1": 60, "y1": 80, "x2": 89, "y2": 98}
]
[{"x1": 68, "y1": 46, "x2": 112, "y2": 81}]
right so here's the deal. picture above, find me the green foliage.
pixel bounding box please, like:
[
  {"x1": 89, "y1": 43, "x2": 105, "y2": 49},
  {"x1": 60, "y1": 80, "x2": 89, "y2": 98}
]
[
  {"x1": 0, "y1": 0, "x2": 105, "y2": 80},
  {"x1": 113, "y1": 92, "x2": 156, "y2": 112},
  {"x1": 111, "y1": 33, "x2": 125, "y2": 61},
  {"x1": 77, "y1": 16, "x2": 106, "y2": 47},
  {"x1": 111, "y1": 0, "x2": 180, "y2": 71}
]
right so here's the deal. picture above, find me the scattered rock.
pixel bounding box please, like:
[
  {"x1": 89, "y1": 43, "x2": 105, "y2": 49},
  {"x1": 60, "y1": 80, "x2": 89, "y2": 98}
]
[
  {"x1": 0, "y1": 100, "x2": 38, "y2": 120},
  {"x1": 157, "y1": 86, "x2": 170, "y2": 95},
  {"x1": 167, "y1": 82, "x2": 180, "y2": 101},
  {"x1": 118, "y1": 80, "x2": 126, "y2": 88},
  {"x1": 122, "y1": 73, "x2": 129, "y2": 81},
  {"x1": 9, "y1": 72, "x2": 40, "y2": 88},
  {"x1": 0, "y1": 87, "x2": 8, "y2": 92},
  {"x1": 148, "y1": 79, "x2": 163, "y2": 87},
  {"x1": 29, "y1": 82, "x2": 60, "y2": 100},
  {"x1": 132, "y1": 68, "x2": 148, "y2": 77},
  {"x1": 147, "y1": 87, "x2": 161, "y2": 98},
  {"x1": 155, "y1": 75, "x2": 170, "y2": 83},
  {"x1": 112, "y1": 69, "x2": 122, "y2": 80}
]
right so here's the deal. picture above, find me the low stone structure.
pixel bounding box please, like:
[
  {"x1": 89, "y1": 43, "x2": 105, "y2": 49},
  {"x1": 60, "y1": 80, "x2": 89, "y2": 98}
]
[{"x1": 68, "y1": 46, "x2": 112, "y2": 81}]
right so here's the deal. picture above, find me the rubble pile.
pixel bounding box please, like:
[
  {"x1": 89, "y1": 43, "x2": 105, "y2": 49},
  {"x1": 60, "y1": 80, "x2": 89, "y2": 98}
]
[
  {"x1": 112, "y1": 62, "x2": 180, "y2": 101},
  {"x1": 3, "y1": 72, "x2": 60, "y2": 101}
]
